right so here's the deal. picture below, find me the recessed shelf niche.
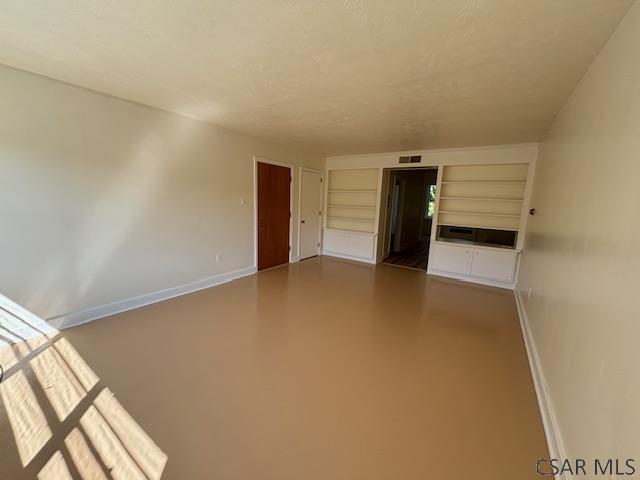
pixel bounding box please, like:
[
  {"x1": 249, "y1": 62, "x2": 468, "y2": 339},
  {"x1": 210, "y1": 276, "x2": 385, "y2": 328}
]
[
  {"x1": 326, "y1": 169, "x2": 379, "y2": 233},
  {"x1": 438, "y1": 164, "x2": 527, "y2": 231}
]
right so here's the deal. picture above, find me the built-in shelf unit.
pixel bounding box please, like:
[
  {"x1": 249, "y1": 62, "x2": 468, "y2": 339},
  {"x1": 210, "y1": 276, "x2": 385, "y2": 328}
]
[
  {"x1": 429, "y1": 163, "x2": 531, "y2": 288},
  {"x1": 323, "y1": 168, "x2": 380, "y2": 262},
  {"x1": 326, "y1": 169, "x2": 379, "y2": 233},
  {"x1": 436, "y1": 164, "x2": 527, "y2": 232},
  {"x1": 321, "y1": 144, "x2": 537, "y2": 289}
]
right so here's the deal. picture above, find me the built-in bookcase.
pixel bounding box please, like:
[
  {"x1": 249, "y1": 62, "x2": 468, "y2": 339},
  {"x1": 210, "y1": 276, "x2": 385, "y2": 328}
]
[
  {"x1": 437, "y1": 164, "x2": 528, "y2": 231},
  {"x1": 326, "y1": 169, "x2": 379, "y2": 233}
]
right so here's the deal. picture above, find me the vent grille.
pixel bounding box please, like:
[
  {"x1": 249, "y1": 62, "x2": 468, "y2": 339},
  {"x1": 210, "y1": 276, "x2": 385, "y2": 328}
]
[{"x1": 399, "y1": 155, "x2": 421, "y2": 164}]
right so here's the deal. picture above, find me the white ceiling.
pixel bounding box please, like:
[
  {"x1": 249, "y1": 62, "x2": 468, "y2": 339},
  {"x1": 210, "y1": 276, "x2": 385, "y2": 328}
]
[{"x1": 0, "y1": 1, "x2": 634, "y2": 156}]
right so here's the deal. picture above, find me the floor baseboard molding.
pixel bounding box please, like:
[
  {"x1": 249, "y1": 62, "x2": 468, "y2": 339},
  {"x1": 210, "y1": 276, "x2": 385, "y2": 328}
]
[
  {"x1": 514, "y1": 286, "x2": 567, "y2": 478},
  {"x1": 47, "y1": 265, "x2": 257, "y2": 330},
  {"x1": 322, "y1": 251, "x2": 377, "y2": 265},
  {"x1": 427, "y1": 269, "x2": 514, "y2": 290}
]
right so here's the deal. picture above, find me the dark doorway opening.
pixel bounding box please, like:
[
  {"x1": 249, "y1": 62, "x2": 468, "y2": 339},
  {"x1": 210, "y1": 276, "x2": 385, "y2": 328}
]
[{"x1": 382, "y1": 168, "x2": 437, "y2": 271}]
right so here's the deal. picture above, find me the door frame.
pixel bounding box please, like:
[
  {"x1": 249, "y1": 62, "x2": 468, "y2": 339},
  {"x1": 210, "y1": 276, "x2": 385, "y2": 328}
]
[
  {"x1": 392, "y1": 177, "x2": 408, "y2": 252},
  {"x1": 297, "y1": 166, "x2": 324, "y2": 259},
  {"x1": 253, "y1": 156, "x2": 294, "y2": 269},
  {"x1": 381, "y1": 166, "x2": 439, "y2": 259}
]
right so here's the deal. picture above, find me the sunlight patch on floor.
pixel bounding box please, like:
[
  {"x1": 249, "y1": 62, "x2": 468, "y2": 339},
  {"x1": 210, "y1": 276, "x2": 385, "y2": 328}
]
[
  {"x1": 0, "y1": 293, "x2": 168, "y2": 478},
  {"x1": 94, "y1": 388, "x2": 168, "y2": 479},
  {"x1": 30, "y1": 346, "x2": 89, "y2": 422},
  {"x1": 0, "y1": 370, "x2": 52, "y2": 466},
  {"x1": 65, "y1": 428, "x2": 108, "y2": 480},
  {"x1": 37, "y1": 451, "x2": 72, "y2": 480}
]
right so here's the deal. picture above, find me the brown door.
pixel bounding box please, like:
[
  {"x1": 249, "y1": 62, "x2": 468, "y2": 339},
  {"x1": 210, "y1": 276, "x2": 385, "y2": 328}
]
[{"x1": 257, "y1": 162, "x2": 291, "y2": 270}]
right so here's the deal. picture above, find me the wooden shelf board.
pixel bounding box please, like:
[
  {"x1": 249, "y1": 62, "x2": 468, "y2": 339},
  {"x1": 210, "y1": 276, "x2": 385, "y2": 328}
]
[
  {"x1": 328, "y1": 189, "x2": 377, "y2": 193},
  {"x1": 437, "y1": 222, "x2": 519, "y2": 232},
  {"x1": 439, "y1": 196, "x2": 523, "y2": 202},
  {"x1": 327, "y1": 216, "x2": 375, "y2": 222},
  {"x1": 323, "y1": 227, "x2": 375, "y2": 236},
  {"x1": 441, "y1": 180, "x2": 526, "y2": 185},
  {"x1": 438, "y1": 210, "x2": 520, "y2": 218},
  {"x1": 328, "y1": 204, "x2": 376, "y2": 209}
]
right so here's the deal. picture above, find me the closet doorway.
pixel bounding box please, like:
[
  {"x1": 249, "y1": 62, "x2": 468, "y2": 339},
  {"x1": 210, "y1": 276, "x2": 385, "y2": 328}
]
[{"x1": 298, "y1": 168, "x2": 323, "y2": 260}]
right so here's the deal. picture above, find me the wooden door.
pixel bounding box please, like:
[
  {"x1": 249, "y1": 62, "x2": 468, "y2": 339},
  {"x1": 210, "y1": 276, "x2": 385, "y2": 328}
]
[
  {"x1": 299, "y1": 170, "x2": 322, "y2": 259},
  {"x1": 257, "y1": 162, "x2": 291, "y2": 270}
]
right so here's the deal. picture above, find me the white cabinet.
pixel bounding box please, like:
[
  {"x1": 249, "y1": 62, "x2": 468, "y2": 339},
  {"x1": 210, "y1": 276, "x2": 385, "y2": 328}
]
[
  {"x1": 322, "y1": 228, "x2": 376, "y2": 263},
  {"x1": 429, "y1": 242, "x2": 517, "y2": 288},
  {"x1": 469, "y1": 248, "x2": 516, "y2": 283},
  {"x1": 429, "y1": 243, "x2": 473, "y2": 275}
]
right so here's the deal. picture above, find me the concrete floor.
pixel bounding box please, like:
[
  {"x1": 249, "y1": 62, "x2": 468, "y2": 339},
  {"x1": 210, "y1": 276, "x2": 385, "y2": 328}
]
[{"x1": 1, "y1": 256, "x2": 548, "y2": 479}]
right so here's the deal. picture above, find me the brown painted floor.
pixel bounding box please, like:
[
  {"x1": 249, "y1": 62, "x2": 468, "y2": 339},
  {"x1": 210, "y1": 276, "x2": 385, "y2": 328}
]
[{"x1": 1, "y1": 256, "x2": 547, "y2": 479}]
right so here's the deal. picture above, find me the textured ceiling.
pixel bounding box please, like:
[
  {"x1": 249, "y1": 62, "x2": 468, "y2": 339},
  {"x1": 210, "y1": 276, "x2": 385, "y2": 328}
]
[{"x1": 0, "y1": 0, "x2": 634, "y2": 155}]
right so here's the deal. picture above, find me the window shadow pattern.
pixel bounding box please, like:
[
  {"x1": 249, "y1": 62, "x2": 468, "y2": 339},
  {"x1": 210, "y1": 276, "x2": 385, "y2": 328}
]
[{"x1": 0, "y1": 294, "x2": 167, "y2": 479}]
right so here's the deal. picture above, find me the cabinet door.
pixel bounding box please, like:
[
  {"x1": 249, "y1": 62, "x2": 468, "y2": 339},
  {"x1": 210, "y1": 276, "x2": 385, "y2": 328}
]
[
  {"x1": 323, "y1": 229, "x2": 375, "y2": 260},
  {"x1": 470, "y1": 249, "x2": 516, "y2": 283},
  {"x1": 430, "y1": 243, "x2": 473, "y2": 275}
]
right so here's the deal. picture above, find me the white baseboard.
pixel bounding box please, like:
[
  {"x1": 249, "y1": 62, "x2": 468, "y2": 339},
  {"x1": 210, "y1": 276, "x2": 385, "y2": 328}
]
[
  {"x1": 427, "y1": 268, "x2": 514, "y2": 290},
  {"x1": 47, "y1": 266, "x2": 257, "y2": 330},
  {"x1": 514, "y1": 286, "x2": 566, "y2": 478},
  {"x1": 322, "y1": 251, "x2": 377, "y2": 265}
]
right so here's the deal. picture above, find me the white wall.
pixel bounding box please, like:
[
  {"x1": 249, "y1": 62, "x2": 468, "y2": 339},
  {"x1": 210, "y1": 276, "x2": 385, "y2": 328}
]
[
  {"x1": 517, "y1": 1, "x2": 640, "y2": 463},
  {"x1": 0, "y1": 65, "x2": 323, "y2": 323}
]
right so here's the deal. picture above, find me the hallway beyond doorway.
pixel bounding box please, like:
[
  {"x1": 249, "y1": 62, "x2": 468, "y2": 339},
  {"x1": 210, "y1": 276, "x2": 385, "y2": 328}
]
[
  {"x1": 383, "y1": 240, "x2": 430, "y2": 270},
  {"x1": 381, "y1": 167, "x2": 437, "y2": 271}
]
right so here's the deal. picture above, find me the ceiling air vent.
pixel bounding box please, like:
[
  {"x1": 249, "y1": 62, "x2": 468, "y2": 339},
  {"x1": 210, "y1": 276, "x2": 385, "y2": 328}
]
[{"x1": 399, "y1": 155, "x2": 422, "y2": 164}]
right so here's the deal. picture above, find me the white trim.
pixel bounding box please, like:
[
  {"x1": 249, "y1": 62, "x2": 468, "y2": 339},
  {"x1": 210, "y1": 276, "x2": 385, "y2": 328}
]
[
  {"x1": 321, "y1": 251, "x2": 377, "y2": 264},
  {"x1": 514, "y1": 286, "x2": 566, "y2": 479},
  {"x1": 516, "y1": 158, "x2": 537, "y2": 251},
  {"x1": 322, "y1": 227, "x2": 375, "y2": 236},
  {"x1": 425, "y1": 165, "x2": 444, "y2": 272},
  {"x1": 430, "y1": 165, "x2": 444, "y2": 244},
  {"x1": 326, "y1": 142, "x2": 540, "y2": 162},
  {"x1": 427, "y1": 270, "x2": 514, "y2": 289},
  {"x1": 253, "y1": 156, "x2": 295, "y2": 268},
  {"x1": 297, "y1": 166, "x2": 324, "y2": 259},
  {"x1": 384, "y1": 170, "x2": 397, "y2": 257},
  {"x1": 322, "y1": 165, "x2": 329, "y2": 231},
  {"x1": 373, "y1": 168, "x2": 384, "y2": 237},
  {"x1": 326, "y1": 144, "x2": 539, "y2": 171},
  {"x1": 47, "y1": 266, "x2": 257, "y2": 330},
  {"x1": 379, "y1": 169, "x2": 392, "y2": 259}
]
